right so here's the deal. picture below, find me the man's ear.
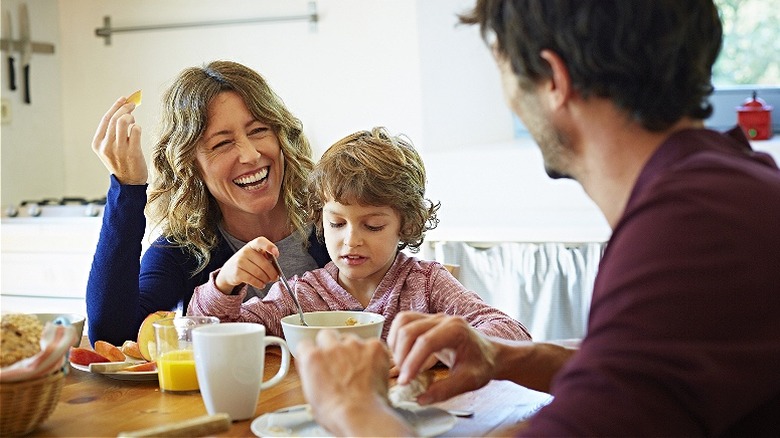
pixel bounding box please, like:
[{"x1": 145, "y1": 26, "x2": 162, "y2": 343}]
[{"x1": 539, "y1": 49, "x2": 571, "y2": 110}]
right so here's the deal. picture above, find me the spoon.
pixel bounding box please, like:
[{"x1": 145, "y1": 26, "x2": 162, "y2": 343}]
[
  {"x1": 268, "y1": 253, "x2": 308, "y2": 326},
  {"x1": 275, "y1": 404, "x2": 473, "y2": 418},
  {"x1": 444, "y1": 409, "x2": 474, "y2": 418}
]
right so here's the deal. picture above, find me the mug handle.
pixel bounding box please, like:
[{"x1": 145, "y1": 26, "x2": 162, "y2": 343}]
[{"x1": 261, "y1": 336, "x2": 291, "y2": 389}]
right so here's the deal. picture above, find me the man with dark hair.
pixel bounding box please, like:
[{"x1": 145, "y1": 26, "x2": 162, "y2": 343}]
[{"x1": 295, "y1": 1, "x2": 780, "y2": 435}]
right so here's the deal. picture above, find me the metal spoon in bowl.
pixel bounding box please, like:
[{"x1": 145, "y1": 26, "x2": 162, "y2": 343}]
[{"x1": 268, "y1": 253, "x2": 308, "y2": 326}]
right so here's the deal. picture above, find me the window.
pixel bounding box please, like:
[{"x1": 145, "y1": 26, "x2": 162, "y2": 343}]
[
  {"x1": 708, "y1": 0, "x2": 780, "y2": 132},
  {"x1": 712, "y1": 0, "x2": 779, "y2": 86},
  {"x1": 513, "y1": 1, "x2": 780, "y2": 136}
]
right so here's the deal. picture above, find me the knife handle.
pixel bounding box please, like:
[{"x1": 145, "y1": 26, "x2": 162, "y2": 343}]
[
  {"x1": 117, "y1": 413, "x2": 231, "y2": 437},
  {"x1": 8, "y1": 57, "x2": 15, "y2": 90},
  {"x1": 23, "y1": 64, "x2": 30, "y2": 104}
]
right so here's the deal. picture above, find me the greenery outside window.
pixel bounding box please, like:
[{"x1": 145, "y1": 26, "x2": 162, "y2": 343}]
[{"x1": 708, "y1": 0, "x2": 780, "y2": 133}]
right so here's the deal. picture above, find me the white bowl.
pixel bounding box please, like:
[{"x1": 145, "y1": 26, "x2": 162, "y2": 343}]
[
  {"x1": 281, "y1": 311, "x2": 385, "y2": 359},
  {"x1": 33, "y1": 313, "x2": 86, "y2": 348}
]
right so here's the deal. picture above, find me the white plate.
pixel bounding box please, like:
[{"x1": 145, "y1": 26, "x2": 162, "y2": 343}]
[
  {"x1": 251, "y1": 403, "x2": 456, "y2": 437},
  {"x1": 69, "y1": 361, "x2": 158, "y2": 381}
]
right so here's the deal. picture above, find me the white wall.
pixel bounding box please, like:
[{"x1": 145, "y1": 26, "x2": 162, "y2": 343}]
[
  {"x1": 422, "y1": 139, "x2": 612, "y2": 243},
  {"x1": 416, "y1": 0, "x2": 514, "y2": 150},
  {"x1": 3, "y1": 1, "x2": 780, "y2": 242},
  {"x1": 2, "y1": 0, "x2": 516, "y2": 208},
  {"x1": 57, "y1": 0, "x2": 428, "y2": 200},
  {"x1": 1, "y1": 0, "x2": 64, "y2": 206}
]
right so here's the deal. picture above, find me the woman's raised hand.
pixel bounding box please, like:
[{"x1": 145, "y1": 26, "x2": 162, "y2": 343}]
[{"x1": 91, "y1": 96, "x2": 147, "y2": 185}]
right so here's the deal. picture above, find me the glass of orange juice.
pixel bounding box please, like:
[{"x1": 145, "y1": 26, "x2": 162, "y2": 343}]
[{"x1": 153, "y1": 316, "x2": 219, "y2": 393}]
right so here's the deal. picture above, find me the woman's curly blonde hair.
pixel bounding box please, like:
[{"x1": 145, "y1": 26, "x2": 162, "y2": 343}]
[
  {"x1": 307, "y1": 127, "x2": 440, "y2": 253},
  {"x1": 147, "y1": 60, "x2": 314, "y2": 274}
]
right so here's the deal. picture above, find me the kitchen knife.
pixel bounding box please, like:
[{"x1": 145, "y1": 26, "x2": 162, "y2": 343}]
[
  {"x1": 117, "y1": 413, "x2": 231, "y2": 437},
  {"x1": 2, "y1": 10, "x2": 15, "y2": 90},
  {"x1": 19, "y1": 3, "x2": 31, "y2": 104},
  {"x1": 89, "y1": 361, "x2": 134, "y2": 373}
]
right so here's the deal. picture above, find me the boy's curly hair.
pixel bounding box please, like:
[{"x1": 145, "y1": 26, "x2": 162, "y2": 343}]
[{"x1": 308, "y1": 127, "x2": 440, "y2": 253}]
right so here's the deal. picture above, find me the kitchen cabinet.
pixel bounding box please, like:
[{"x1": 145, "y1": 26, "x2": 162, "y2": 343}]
[{"x1": 1, "y1": 217, "x2": 100, "y2": 324}]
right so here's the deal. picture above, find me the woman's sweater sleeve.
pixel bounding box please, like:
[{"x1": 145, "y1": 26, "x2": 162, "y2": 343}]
[
  {"x1": 188, "y1": 271, "x2": 299, "y2": 338},
  {"x1": 86, "y1": 176, "x2": 191, "y2": 346},
  {"x1": 86, "y1": 176, "x2": 148, "y2": 345}
]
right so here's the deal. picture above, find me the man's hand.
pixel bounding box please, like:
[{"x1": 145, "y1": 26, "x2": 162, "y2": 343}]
[
  {"x1": 390, "y1": 312, "x2": 576, "y2": 398},
  {"x1": 388, "y1": 312, "x2": 499, "y2": 404},
  {"x1": 296, "y1": 330, "x2": 415, "y2": 437}
]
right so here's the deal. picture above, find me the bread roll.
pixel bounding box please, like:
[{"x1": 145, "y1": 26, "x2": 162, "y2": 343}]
[
  {"x1": 388, "y1": 370, "x2": 434, "y2": 406},
  {"x1": 0, "y1": 314, "x2": 43, "y2": 367}
]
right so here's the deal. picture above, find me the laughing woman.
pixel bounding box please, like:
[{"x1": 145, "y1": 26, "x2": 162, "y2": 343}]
[{"x1": 86, "y1": 60, "x2": 329, "y2": 346}]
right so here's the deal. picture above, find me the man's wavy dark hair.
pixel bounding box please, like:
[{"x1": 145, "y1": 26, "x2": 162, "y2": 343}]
[{"x1": 461, "y1": 0, "x2": 723, "y2": 131}]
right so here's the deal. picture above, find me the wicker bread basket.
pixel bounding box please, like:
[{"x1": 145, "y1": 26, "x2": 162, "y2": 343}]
[{"x1": 0, "y1": 370, "x2": 65, "y2": 436}]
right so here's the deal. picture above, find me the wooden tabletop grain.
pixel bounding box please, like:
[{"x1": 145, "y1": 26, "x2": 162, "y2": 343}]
[{"x1": 28, "y1": 339, "x2": 552, "y2": 437}]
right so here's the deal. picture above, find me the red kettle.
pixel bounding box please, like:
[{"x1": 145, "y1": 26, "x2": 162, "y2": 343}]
[{"x1": 736, "y1": 91, "x2": 773, "y2": 140}]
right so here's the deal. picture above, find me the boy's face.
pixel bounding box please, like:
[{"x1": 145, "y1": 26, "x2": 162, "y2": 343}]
[{"x1": 322, "y1": 199, "x2": 402, "y2": 296}]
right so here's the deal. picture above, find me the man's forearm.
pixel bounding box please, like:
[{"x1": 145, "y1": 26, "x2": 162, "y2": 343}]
[{"x1": 494, "y1": 341, "x2": 576, "y2": 393}]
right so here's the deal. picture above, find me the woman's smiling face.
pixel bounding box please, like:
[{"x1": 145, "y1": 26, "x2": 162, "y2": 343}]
[{"x1": 195, "y1": 91, "x2": 285, "y2": 223}]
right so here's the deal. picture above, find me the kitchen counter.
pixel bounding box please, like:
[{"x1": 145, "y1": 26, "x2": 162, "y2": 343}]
[{"x1": 1, "y1": 217, "x2": 101, "y2": 319}]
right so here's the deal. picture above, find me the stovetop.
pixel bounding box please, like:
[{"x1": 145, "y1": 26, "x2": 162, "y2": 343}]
[{"x1": 3, "y1": 197, "x2": 107, "y2": 218}]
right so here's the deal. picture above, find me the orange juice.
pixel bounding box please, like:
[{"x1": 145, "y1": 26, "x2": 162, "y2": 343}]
[{"x1": 157, "y1": 349, "x2": 199, "y2": 392}]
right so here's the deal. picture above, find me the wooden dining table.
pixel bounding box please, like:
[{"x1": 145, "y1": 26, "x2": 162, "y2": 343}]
[{"x1": 28, "y1": 338, "x2": 553, "y2": 437}]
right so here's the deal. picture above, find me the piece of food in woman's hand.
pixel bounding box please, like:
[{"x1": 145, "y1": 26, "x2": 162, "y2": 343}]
[
  {"x1": 388, "y1": 370, "x2": 434, "y2": 406},
  {"x1": 94, "y1": 340, "x2": 126, "y2": 362},
  {"x1": 121, "y1": 340, "x2": 144, "y2": 360},
  {"x1": 69, "y1": 347, "x2": 111, "y2": 366},
  {"x1": 126, "y1": 89, "x2": 142, "y2": 106}
]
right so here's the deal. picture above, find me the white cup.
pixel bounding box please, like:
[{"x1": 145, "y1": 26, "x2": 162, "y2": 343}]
[{"x1": 192, "y1": 322, "x2": 291, "y2": 421}]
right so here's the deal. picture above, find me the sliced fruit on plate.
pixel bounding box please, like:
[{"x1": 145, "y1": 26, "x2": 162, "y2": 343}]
[
  {"x1": 70, "y1": 347, "x2": 110, "y2": 366},
  {"x1": 94, "y1": 340, "x2": 126, "y2": 362},
  {"x1": 123, "y1": 361, "x2": 157, "y2": 372},
  {"x1": 121, "y1": 340, "x2": 144, "y2": 360},
  {"x1": 137, "y1": 311, "x2": 176, "y2": 361}
]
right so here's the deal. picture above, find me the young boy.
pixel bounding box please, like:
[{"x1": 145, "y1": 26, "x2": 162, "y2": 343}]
[{"x1": 188, "y1": 127, "x2": 531, "y2": 342}]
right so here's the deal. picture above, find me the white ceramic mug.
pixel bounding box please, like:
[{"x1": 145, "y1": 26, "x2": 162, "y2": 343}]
[{"x1": 192, "y1": 322, "x2": 291, "y2": 421}]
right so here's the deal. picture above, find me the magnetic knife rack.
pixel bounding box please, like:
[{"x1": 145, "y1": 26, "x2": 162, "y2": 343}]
[
  {"x1": 94, "y1": 1, "x2": 318, "y2": 46},
  {"x1": 0, "y1": 39, "x2": 54, "y2": 54}
]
